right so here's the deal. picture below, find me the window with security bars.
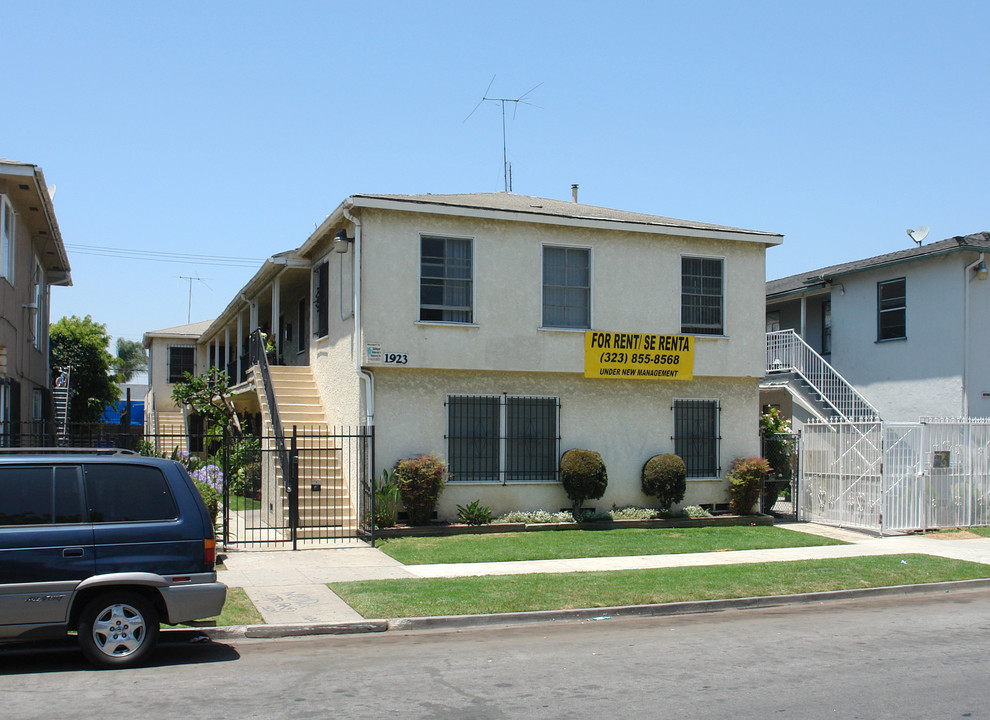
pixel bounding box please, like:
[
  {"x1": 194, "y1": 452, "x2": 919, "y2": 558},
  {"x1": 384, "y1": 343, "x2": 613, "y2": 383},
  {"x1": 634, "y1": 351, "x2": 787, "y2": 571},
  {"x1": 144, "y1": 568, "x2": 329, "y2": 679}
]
[
  {"x1": 421, "y1": 236, "x2": 472, "y2": 323},
  {"x1": 447, "y1": 395, "x2": 560, "y2": 483},
  {"x1": 681, "y1": 256, "x2": 724, "y2": 335},
  {"x1": 673, "y1": 399, "x2": 720, "y2": 478},
  {"x1": 168, "y1": 346, "x2": 195, "y2": 383},
  {"x1": 877, "y1": 278, "x2": 905, "y2": 341},
  {"x1": 543, "y1": 245, "x2": 590, "y2": 328}
]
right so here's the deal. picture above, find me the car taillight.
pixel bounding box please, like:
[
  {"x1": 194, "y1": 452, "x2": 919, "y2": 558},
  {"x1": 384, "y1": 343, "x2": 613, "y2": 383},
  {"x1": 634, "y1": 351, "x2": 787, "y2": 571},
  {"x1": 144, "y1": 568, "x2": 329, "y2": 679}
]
[{"x1": 204, "y1": 538, "x2": 216, "y2": 565}]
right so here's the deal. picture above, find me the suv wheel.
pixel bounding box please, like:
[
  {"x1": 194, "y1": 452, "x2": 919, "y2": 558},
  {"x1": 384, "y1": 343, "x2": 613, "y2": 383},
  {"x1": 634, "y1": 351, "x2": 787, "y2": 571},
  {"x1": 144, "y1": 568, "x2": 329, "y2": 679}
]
[{"x1": 78, "y1": 591, "x2": 160, "y2": 668}]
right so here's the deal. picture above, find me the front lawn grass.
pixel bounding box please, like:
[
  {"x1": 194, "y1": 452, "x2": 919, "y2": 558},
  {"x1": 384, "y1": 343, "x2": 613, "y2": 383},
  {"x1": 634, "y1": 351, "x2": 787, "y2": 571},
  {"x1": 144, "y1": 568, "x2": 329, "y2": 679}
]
[
  {"x1": 375, "y1": 525, "x2": 846, "y2": 565},
  {"x1": 331, "y1": 554, "x2": 990, "y2": 618}
]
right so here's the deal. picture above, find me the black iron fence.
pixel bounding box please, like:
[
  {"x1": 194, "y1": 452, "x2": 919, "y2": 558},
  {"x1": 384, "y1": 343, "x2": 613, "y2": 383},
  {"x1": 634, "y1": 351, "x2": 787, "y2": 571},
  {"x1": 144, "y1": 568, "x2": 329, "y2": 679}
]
[{"x1": 0, "y1": 419, "x2": 374, "y2": 549}]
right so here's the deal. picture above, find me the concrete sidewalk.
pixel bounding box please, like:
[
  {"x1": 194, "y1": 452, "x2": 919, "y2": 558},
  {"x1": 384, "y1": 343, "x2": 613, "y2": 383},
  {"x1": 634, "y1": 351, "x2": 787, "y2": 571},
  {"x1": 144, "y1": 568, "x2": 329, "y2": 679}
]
[{"x1": 217, "y1": 524, "x2": 990, "y2": 627}]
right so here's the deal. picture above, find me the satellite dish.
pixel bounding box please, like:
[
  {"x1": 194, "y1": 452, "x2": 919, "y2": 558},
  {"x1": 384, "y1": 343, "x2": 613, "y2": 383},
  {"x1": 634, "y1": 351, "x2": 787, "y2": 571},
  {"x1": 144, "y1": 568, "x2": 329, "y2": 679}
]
[
  {"x1": 47, "y1": 185, "x2": 56, "y2": 201},
  {"x1": 907, "y1": 226, "x2": 929, "y2": 246}
]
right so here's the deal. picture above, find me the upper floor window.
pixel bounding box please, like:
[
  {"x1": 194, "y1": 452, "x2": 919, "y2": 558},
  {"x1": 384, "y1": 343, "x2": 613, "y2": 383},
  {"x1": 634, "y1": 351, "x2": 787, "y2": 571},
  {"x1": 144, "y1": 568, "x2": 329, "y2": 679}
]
[
  {"x1": 31, "y1": 255, "x2": 43, "y2": 349},
  {"x1": 681, "y1": 256, "x2": 724, "y2": 335},
  {"x1": 543, "y1": 245, "x2": 590, "y2": 329},
  {"x1": 1, "y1": 195, "x2": 14, "y2": 283},
  {"x1": 822, "y1": 301, "x2": 832, "y2": 354},
  {"x1": 167, "y1": 345, "x2": 195, "y2": 383},
  {"x1": 877, "y1": 278, "x2": 906, "y2": 341},
  {"x1": 420, "y1": 236, "x2": 472, "y2": 323},
  {"x1": 313, "y1": 260, "x2": 329, "y2": 338}
]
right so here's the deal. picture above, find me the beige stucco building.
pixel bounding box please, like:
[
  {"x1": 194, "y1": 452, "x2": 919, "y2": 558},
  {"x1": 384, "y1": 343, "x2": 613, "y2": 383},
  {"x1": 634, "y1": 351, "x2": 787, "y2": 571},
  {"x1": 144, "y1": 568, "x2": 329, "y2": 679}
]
[
  {"x1": 0, "y1": 160, "x2": 71, "y2": 442},
  {"x1": 154, "y1": 192, "x2": 782, "y2": 523}
]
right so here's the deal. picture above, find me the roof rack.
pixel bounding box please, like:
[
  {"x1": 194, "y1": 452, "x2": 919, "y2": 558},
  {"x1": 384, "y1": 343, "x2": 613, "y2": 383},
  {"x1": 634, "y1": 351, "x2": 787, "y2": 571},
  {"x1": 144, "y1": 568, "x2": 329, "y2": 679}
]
[{"x1": 0, "y1": 447, "x2": 139, "y2": 456}]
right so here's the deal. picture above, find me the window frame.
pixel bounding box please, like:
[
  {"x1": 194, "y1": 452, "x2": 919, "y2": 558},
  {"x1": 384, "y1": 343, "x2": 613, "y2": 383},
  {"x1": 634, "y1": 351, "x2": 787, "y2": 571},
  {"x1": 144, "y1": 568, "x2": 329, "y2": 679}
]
[
  {"x1": 167, "y1": 345, "x2": 196, "y2": 384},
  {"x1": 31, "y1": 254, "x2": 44, "y2": 349},
  {"x1": 446, "y1": 394, "x2": 560, "y2": 484},
  {"x1": 1, "y1": 194, "x2": 15, "y2": 284},
  {"x1": 541, "y1": 243, "x2": 592, "y2": 330},
  {"x1": 419, "y1": 234, "x2": 475, "y2": 325},
  {"x1": 680, "y1": 255, "x2": 725, "y2": 336},
  {"x1": 877, "y1": 277, "x2": 906, "y2": 342},
  {"x1": 313, "y1": 258, "x2": 329, "y2": 339},
  {"x1": 672, "y1": 398, "x2": 721, "y2": 479}
]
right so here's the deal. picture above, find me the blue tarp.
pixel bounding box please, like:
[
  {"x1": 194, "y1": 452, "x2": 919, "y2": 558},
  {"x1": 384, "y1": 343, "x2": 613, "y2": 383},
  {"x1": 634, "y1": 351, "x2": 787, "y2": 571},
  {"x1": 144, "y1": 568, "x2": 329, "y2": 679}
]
[{"x1": 101, "y1": 400, "x2": 145, "y2": 425}]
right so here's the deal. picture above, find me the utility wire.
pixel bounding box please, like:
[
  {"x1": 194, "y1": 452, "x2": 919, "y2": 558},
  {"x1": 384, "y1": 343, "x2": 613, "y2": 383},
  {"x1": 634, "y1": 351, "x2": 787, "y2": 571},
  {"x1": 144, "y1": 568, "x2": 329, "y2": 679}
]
[{"x1": 64, "y1": 243, "x2": 265, "y2": 268}]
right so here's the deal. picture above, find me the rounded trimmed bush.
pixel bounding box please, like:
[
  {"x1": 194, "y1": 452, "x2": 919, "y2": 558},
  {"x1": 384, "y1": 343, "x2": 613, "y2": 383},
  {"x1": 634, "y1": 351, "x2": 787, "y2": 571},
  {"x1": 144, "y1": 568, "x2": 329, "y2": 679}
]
[
  {"x1": 560, "y1": 448, "x2": 608, "y2": 519},
  {"x1": 393, "y1": 454, "x2": 447, "y2": 526},
  {"x1": 641, "y1": 454, "x2": 687, "y2": 510}
]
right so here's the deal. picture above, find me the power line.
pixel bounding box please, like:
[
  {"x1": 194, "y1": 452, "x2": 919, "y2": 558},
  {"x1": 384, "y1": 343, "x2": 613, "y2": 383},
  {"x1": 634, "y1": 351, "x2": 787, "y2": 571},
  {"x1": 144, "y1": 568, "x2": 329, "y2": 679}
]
[{"x1": 64, "y1": 243, "x2": 265, "y2": 268}]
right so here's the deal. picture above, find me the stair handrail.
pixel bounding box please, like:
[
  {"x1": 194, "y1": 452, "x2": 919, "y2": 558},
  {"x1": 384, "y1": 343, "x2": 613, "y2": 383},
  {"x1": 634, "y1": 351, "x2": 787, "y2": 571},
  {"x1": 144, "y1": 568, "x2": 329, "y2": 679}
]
[
  {"x1": 249, "y1": 329, "x2": 293, "y2": 493},
  {"x1": 766, "y1": 330, "x2": 881, "y2": 423}
]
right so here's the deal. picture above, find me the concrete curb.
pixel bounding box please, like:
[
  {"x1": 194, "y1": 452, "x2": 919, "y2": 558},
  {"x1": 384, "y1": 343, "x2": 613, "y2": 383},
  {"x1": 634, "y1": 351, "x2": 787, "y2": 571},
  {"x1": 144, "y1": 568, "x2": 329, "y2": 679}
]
[{"x1": 198, "y1": 578, "x2": 990, "y2": 640}]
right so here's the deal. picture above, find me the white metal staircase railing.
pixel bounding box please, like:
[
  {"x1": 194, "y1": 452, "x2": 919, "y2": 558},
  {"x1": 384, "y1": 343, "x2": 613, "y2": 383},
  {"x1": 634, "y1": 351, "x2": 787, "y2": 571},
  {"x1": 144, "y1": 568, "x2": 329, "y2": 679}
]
[{"x1": 766, "y1": 330, "x2": 881, "y2": 423}]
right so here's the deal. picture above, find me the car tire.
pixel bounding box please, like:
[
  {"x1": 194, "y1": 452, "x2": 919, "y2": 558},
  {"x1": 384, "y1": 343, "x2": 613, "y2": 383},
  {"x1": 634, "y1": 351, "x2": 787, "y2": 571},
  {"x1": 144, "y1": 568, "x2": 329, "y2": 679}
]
[{"x1": 77, "y1": 591, "x2": 160, "y2": 669}]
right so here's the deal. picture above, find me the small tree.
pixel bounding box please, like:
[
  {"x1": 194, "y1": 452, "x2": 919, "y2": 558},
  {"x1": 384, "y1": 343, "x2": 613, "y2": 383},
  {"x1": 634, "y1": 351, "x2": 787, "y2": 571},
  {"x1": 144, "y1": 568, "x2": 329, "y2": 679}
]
[
  {"x1": 727, "y1": 456, "x2": 771, "y2": 515},
  {"x1": 115, "y1": 338, "x2": 148, "y2": 382},
  {"x1": 560, "y1": 448, "x2": 608, "y2": 519},
  {"x1": 171, "y1": 366, "x2": 240, "y2": 436},
  {"x1": 393, "y1": 454, "x2": 447, "y2": 526},
  {"x1": 50, "y1": 315, "x2": 120, "y2": 423},
  {"x1": 641, "y1": 454, "x2": 687, "y2": 511}
]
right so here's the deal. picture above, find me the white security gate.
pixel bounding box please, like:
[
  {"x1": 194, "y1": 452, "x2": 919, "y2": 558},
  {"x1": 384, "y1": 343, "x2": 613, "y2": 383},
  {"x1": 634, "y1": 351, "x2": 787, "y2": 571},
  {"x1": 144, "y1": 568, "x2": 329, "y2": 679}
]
[{"x1": 800, "y1": 419, "x2": 990, "y2": 533}]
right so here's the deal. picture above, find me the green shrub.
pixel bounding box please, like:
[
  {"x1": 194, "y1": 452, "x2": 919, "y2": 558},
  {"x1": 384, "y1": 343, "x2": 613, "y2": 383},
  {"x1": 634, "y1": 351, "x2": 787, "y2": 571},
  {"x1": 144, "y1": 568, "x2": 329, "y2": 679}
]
[
  {"x1": 456, "y1": 499, "x2": 492, "y2": 526},
  {"x1": 393, "y1": 454, "x2": 447, "y2": 526},
  {"x1": 560, "y1": 448, "x2": 608, "y2": 519},
  {"x1": 683, "y1": 505, "x2": 713, "y2": 519},
  {"x1": 727, "y1": 456, "x2": 772, "y2": 515},
  {"x1": 374, "y1": 469, "x2": 401, "y2": 529},
  {"x1": 193, "y1": 478, "x2": 219, "y2": 525},
  {"x1": 641, "y1": 454, "x2": 687, "y2": 510}
]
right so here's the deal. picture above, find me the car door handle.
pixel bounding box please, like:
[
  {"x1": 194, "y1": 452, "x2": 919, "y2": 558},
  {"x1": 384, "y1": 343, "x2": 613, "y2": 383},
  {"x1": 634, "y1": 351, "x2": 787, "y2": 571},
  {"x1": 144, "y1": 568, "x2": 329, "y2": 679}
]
[{"x1": 63, "y1": 547, "x2": 85, "y2": 558}]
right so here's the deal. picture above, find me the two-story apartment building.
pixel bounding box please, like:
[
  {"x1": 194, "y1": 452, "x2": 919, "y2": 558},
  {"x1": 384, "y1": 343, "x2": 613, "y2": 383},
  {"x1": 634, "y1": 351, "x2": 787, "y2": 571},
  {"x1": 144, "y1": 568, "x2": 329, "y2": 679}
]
[
  {"x1": 142, "y1": 319, "x2": 213, "y2": 440},
  {"x1": 0, "y1": 160, "x2": 71, "y2": 443},
  {"x1": 764, "y1": 232, "x2": 990, "y2": 425},
  {"x1": 163, "y1": 192, "x2": 781, "y2": 524}
]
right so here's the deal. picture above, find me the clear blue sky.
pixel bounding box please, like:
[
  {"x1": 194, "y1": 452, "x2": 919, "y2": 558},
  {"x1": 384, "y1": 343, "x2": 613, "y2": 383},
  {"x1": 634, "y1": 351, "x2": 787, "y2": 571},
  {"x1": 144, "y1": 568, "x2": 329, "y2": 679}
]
[{"x1": 4, "y1": 1, "x2": 988, "y2": 344}]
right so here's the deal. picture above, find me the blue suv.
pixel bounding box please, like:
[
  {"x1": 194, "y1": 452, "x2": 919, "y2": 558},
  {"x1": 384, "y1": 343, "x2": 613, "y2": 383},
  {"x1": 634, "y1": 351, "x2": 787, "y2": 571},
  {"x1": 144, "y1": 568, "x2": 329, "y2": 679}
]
[{"x1": 0, "y1": 451, "x2": 227, "y2": 668}]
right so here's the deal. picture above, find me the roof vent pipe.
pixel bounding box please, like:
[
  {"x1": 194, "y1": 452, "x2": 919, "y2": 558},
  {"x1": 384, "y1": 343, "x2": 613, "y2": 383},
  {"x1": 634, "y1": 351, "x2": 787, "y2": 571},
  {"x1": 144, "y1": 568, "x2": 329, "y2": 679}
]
[{"x1": 571, "y1": 184, "x2": 578, "y2": 203}]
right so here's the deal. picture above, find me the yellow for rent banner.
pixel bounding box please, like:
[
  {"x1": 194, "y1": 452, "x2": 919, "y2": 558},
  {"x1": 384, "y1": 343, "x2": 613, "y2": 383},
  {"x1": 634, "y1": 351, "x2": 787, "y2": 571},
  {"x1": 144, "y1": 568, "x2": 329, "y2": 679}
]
[{"x1": 584, "y1": 331, "x2": 694, "y2": 380}]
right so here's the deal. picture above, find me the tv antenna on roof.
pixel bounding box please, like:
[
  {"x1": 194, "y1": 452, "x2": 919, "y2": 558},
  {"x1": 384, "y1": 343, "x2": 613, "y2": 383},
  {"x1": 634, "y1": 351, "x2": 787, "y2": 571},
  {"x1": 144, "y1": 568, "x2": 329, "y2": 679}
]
[
  {"x1": 178, "y1": 274, "x2": 212, "y2": 323},
  {"x1": 464, "y1": 76, "x2": 543, "y2": 192},
  {"x1": 907, "y1": 226, "x2": 930, "y2": 246}
]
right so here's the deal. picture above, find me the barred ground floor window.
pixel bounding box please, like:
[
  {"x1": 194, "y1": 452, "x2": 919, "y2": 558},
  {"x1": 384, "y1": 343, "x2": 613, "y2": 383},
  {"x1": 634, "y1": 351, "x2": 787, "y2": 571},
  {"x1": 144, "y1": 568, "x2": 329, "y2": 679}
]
[
  {"x1": 673, "y1": 398, "x2": 720, "y2": 478},
  {"x1": 446, "y1": 394, "x2": 560, "y2": 483}
]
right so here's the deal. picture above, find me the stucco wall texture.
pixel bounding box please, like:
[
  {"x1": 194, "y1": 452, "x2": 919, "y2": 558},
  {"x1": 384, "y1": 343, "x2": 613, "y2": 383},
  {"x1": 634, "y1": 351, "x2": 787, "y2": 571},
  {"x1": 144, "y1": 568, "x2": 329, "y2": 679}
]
[{"x1": 370, "y1": 369, "x2": 758, "y2": 519}]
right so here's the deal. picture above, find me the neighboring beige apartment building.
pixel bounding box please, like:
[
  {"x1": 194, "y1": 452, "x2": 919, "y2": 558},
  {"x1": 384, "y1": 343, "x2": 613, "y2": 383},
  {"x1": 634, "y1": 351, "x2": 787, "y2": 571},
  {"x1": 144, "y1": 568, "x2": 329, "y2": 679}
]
[
  {"x1": 155, "y1": 192, "x2": 782, "y2": 523},
  {"x1": 0, "y1": 160, "x2": 71, "y2": 442}
]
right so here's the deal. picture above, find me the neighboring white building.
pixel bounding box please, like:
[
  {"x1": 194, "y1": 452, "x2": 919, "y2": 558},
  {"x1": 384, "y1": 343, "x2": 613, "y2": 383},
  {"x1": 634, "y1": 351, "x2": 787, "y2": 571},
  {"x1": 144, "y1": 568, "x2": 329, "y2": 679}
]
[
  {"x1": 764, "y1": 232, "x2": 990, "y2": 425},
  {"x1": 142, "y1": 319, "x2": 213, "y2": 439},
  {"x1": 0, "y1": 160, "x2": 71, "y2": 443}
]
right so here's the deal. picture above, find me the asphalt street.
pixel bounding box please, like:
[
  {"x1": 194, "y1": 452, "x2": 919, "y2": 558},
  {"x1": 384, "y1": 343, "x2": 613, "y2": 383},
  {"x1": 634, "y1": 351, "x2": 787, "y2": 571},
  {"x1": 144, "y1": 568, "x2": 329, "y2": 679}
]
[{"x1": 3, "y1": 588, "x2": 990, "y2": 719}]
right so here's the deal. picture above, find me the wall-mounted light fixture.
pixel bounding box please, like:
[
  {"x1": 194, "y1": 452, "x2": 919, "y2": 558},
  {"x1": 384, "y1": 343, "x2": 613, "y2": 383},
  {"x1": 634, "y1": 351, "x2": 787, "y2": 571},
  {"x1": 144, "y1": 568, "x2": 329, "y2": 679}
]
[
  {"x1": 976, "y1": 260, "x2": 988, "y2": 280},
  {"x1": 333, "y1": 229, "x2": 353, "y2": 254}
]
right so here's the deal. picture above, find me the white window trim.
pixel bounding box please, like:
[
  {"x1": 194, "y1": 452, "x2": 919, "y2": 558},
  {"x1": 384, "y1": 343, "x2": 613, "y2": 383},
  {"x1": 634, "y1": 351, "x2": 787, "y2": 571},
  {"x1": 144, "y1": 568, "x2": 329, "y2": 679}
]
[
  {"x1": 672, "y1": 396, "x2": 721, "y2": 480},
  {"x1": 31, "y1": 254, "x2": 44, "y2": 349},
  {"x1": 540, "y1": 242, "x2": 593, "y2": 331},
  {"x1": 679, "y1": 253, "x2": 727, "y2": 337},
  {"x1": 419, "y1": 233, "x2": 476, "y2": 325},
  {"x1": 1, "y1": 195, "x2": 15, "y2": 284},
  {"x1": 446, "y1": 393, "x2": 560, "y2": 485}
]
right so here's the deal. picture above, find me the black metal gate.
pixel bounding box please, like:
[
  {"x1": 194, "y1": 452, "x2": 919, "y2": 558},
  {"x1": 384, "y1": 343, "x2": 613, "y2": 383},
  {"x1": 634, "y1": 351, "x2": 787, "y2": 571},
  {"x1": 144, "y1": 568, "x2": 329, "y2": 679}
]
[{"x1": 217, "y1": 425, "x2": 374, "y2": 549}]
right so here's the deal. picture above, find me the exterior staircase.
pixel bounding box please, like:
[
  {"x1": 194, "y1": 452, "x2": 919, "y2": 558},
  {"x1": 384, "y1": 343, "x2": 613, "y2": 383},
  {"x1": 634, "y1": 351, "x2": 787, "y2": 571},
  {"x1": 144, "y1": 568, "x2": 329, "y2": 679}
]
[
  {"x1": 764, "y1": 330, "x2": 881, "y2": 424},
  {"x1": 252, "y1": 365, "x2": 356, "y2": 537},
  {"x1": 150, "y1": 410, "x2": 188, "y2": 453}
]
